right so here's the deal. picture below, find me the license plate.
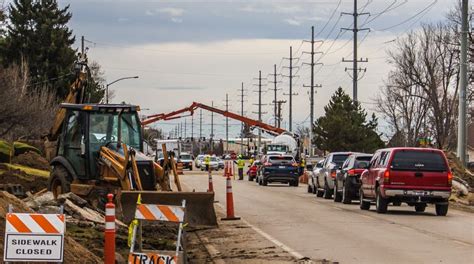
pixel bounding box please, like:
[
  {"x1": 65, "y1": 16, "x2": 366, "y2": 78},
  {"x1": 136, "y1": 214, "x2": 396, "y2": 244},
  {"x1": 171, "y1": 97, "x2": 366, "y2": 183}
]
[
  {"x1": 414, "y1": 191, "x2": 426, "y2": 196},
  {"x1": 279, "y1": 166, "x2": 285, "y2": 169}
]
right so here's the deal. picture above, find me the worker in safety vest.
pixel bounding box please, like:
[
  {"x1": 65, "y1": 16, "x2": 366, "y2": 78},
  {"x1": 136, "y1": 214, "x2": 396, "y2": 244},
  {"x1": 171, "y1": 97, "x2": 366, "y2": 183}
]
[
  {"x1": 234, "y1": 155, "x2": 245, "y2": 180},
  {"x1": 248, "y1": 156, "x2": 255, "y2": 167},
  {"x1": 204, "y1": 155, "x2": 211, "y2": 172},
  {"x1": 299, "y1": 157, "x2": 306, "y2": 176}
]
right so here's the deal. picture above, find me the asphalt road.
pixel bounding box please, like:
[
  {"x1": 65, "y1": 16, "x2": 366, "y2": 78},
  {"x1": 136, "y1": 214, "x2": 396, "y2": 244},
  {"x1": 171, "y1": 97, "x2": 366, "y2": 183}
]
[{"x1": 181, "y1": 170, "x2": 474, "y2": 264}]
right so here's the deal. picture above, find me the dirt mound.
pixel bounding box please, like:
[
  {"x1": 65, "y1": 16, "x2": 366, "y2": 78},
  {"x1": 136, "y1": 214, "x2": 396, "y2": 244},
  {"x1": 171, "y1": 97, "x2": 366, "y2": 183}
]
[
  {"x1": 0, "y1": 167, "x2": 48, "y2": 193},
  {"x1": 11, "y1": 151, "x2": 50, "y2": 171},
  {"x1": 0, "y1": 192, "x2": 102, "y2": 263},
  {"x1": 446, "y1": 152, "x2": 474, "y2": 187}
]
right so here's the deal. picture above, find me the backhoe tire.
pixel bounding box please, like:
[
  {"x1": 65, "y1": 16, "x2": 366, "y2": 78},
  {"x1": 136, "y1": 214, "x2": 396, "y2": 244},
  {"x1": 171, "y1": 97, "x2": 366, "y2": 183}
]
[{"x1": 48, "y1": 165, "x2": 72, "y2": 199}]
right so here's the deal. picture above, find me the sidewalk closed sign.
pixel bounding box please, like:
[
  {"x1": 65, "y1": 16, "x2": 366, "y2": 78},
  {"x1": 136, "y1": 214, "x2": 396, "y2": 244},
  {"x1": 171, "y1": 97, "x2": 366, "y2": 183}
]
[{"x1": 3, "y1": 213, "x2": 65, "y2": 262}]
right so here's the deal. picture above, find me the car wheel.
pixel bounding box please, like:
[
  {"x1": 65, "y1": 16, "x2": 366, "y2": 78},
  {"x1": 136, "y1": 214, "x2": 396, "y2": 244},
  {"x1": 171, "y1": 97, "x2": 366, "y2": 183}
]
[
  {"x1": 316, "y1": 181, "x2": 324, "y2": 197},
  {"x1": 262, "y1": 179, "x2": 268, "y2": 186},
  {"x1": 190, "y1": 167, "x2": 193, "y2": 171},
  {"x1": 258, "y1": 177, "x2": 262, "y2": 185},
  {"x1": 248, "y1": 175, "x2": 253, "y2": 181},
  {"x1": 323, "y1": 182, "x2": 332, "y2": 199},
  {"x1": 293, "y1": 180, "x2": 299, "y2": 187},
  {"x1": 307, "y1": 183, "x2": 313, "y2": 193},
  {"x1": 312, "y1": 182, "x2": 317, "y2": 194},
  {"x1": 333, "y1": 182, "x2": 342, "y2": 202},
  {"x1": 375, "y1": 187, "x2": 388, "y2": 214},
  {"x1": 342, "y1": 181, "x2": 351, "y2": 204},
  {"x1": 392, "y1": 201, "x2": 402, "y2": 206},
  {"x1": 435, "y1": 204, "x2": 448, "y2": 216},
  {"x1": 415, "y1": 204, "x2": 426, "y2": 212},
  {"x1": 359, "y1": 189, "x2": 370, "y2": 210}
]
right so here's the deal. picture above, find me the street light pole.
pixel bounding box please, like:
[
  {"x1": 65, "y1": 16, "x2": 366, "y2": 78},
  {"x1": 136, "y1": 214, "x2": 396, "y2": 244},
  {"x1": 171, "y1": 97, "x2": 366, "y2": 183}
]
[{"x1": 106, "y1": 76, "x2": 139, "y2": 104}]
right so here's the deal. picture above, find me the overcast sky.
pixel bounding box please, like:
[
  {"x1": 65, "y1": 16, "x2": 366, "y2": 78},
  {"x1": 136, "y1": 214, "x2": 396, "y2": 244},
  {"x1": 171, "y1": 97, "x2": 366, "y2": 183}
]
[{"x1": 51, "y1": 0, "x2": 456, "y2": 139}]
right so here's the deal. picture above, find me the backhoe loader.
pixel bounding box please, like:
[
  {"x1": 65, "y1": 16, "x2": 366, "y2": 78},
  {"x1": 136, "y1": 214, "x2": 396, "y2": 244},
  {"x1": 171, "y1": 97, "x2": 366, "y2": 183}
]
[{"x1": 45, "y1": 55, "x2": 216, "y2": 226}]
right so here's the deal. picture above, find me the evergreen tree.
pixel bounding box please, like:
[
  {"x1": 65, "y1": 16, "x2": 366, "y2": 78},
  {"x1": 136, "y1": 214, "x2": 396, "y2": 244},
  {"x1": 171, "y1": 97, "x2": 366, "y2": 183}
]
[
  {"x1": 1, "y1": 0, "x2": 76, "y2": 99},
  {"x1": 313, "y1": 87, "x2": 385, "y2": 153}
]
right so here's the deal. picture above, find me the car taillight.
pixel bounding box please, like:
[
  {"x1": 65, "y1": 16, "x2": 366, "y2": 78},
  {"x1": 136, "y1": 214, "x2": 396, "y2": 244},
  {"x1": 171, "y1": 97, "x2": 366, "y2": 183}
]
[
  {"x1": 292, "y1": 163, "x2": 298, "y2": 167},
  {"x1": 264, "y1": 162, "x2": 272, "y2": 166},
  {"x1": 384, "y1": 169, "x2": 390, "y2": 183},
  {"x1": 331, "y1": 171, "x2": 337, "y2": 178},
  {"x1": 347, "y1": 169, "x2": 356, "y2": 176},
  {"x1": 447, "y1": 171, "x2": 453, "y2": 186}
]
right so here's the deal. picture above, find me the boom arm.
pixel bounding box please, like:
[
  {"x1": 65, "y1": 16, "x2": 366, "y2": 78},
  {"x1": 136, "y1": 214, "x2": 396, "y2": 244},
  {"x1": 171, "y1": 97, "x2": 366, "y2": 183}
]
[{"x1": 142, "y1": 102, "x2": 287, "y2": 136}]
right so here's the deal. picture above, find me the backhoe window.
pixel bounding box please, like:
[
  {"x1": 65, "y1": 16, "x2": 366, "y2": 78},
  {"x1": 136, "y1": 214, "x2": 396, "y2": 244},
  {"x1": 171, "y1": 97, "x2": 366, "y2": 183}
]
[{"x1": 89, "y1": 112, "x2": 141, "y2": 150}]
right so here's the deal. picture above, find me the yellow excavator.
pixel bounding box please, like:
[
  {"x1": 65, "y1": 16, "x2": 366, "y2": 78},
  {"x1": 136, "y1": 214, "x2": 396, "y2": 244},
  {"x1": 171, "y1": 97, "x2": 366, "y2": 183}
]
[{"x1": 45, "y1": 54, "x2": 216, "y2": 226}]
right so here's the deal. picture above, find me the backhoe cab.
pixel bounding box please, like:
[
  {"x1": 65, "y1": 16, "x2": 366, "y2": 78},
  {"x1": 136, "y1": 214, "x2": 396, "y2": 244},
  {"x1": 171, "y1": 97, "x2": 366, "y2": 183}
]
[{"x1": 48, "y1": 103, "x2": 157, "y2": 204}]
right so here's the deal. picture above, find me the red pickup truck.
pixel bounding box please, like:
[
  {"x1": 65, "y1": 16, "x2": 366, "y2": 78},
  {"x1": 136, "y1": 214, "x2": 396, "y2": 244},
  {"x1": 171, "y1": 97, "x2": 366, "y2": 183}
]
[{"x1": 360, "y1": 147, "x2": 452, "y2": 216}]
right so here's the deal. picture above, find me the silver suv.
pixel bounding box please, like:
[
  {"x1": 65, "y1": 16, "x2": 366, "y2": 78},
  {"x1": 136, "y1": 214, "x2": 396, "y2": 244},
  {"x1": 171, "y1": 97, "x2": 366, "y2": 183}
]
[{"x1": 314, "y1": 152, "x2": 352, "y2": 199}]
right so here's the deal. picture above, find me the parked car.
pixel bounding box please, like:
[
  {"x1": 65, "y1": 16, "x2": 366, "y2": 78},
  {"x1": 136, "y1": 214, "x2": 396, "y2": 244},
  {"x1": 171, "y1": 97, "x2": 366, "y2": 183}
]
[
  {"x1": 360, "y1": 147, "x2": 452, "y2": 216},
  {"x1": 178, "y1": 152, "x2": 194, "y2": 170},
  {"x1": 247, "y1": 160, "x2": 262, "y2": 181},
  {"x1": 195, "y1": 154, "x2": 205, "y2": 168},
  {"x1": 315, "y1": 152, "x2": 352, "y2": 199},
  {"x1": 257, "y1": 155, "x2": 299, "y2": 186},
  {"x1": 334, "y1": 153, "x2": 372, "y2": 203},
  {"x1": 308, "y1": 160, "x2": 324, "y2": 194},
  {"x1": 200, "y1": 155, "x2": 220, "y2": 171},
  {"x1": 217, "y1": 158, "x2": 225, "y2": 169}
]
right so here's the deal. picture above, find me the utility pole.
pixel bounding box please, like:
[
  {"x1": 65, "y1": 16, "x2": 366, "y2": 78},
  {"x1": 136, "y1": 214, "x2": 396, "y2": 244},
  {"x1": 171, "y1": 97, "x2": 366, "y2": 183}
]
[
  {"x1": 253, "y1": 71, "x2": 267, "y2": 155},
  {"x1": 199, "y1": 109, "x2": 203, "y2": 154},
  {"x1": 191, "y1": 115, "x2": 194, "y2": 155},
  {"x1": 184, "y1": 118, "x2": 187, "y2": 139},
  {"x1": 225, "y1": 93, "x2": 229, "y2": 154},
  {"x1": 276, "y1": 100, "x2": 287, "y2": 128},
  {"x1": 269, "y1": 64, "x2": 281, "y2": 127},
  {"x1": 457, "y1": 0, "x2": 468, "y2": 166},
  {"x1": 210, "y1": 101, "x2": 214, "y2": 153},
  {"x1": 303, "y1": 26, "x2": 323, "y2": 156},
  {"x1": 81, "y1": 36, "x2": 85, "y2": 55},
  {"x1": 238, "y1": 82, "x2": 246, "y2": 155},
  {"x1": 342, "y1": 0, "x2": 370, "y2": 102},
  {"x1": 283, "y1": 46, "x2": 299, "y2": 131}
]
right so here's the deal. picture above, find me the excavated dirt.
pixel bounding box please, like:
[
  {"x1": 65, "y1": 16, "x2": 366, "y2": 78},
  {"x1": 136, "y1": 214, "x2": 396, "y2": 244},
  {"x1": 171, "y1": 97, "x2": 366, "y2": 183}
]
[
  {"x1": 0, "y1": 192, "x2": 102, "y2": 264},
  {"x1": 446, "y1": 152, "x2": 474, "y2": 187},
  {"x1": 11, "y1": 151, "x2": 50, "y2": 171},
  {"x1": 0, "y1": 167, "x2": 48, "y2": 193}
]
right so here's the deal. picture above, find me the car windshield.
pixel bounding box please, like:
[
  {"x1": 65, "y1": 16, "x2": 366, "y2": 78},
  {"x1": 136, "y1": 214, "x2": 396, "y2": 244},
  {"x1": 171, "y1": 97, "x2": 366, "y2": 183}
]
[
  {"x1": 355, "y1": 156, "x2": 372, "y2": 169},
  {"x1": 210, "y1": 157, "x2": 217, "y2": 161},
  {"x1": 180, "y1": 154, "x2": 192, "y2": 160},
  {"x1": 267, "y1": 145, "x2": 288, "y2": 152},
  {"x1": 391, "y1": 150, "x2": 447, "y2": 171},
  {"x1": 333, "y1": 154, "x2": 349, "y2": 167},
  {"x1": 269, "y1": 156, "x2": 294, "y2": 164}
]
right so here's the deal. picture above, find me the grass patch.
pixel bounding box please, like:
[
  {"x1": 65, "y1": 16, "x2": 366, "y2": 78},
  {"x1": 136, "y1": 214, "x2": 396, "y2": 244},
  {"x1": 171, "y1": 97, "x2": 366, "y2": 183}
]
[{"x1": 1, "y1": 163, "x2": 50, "y2": 178}]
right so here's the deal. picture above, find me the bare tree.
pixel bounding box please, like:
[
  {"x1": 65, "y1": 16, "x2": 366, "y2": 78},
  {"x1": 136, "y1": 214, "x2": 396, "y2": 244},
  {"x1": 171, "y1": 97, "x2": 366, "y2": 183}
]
[{"x1": 0, "y1": 65, "x2": 58, "y2": 140}]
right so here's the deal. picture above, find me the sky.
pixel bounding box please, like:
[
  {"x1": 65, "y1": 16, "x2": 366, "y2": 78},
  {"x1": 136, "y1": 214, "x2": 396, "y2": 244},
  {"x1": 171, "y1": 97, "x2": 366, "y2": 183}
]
[{"x1": 48, "y1": 0, "x2": 456, "y2": 139}]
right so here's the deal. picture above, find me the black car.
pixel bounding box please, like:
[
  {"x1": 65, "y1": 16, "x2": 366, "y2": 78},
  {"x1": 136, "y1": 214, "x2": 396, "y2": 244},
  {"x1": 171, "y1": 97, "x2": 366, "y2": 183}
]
[
  {"x1": 257, "y1": 155, "x2": 300, "y2": 187},
  {"x1": 334, "y1": 153, "x2": 372, "y2": 204}
]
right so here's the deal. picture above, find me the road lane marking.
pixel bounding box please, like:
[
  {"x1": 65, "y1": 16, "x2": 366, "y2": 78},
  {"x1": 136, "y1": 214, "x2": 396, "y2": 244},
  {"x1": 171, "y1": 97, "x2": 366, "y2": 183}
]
[{"x1": 214, "y1": 203, "x2": 310, "y2": 262}]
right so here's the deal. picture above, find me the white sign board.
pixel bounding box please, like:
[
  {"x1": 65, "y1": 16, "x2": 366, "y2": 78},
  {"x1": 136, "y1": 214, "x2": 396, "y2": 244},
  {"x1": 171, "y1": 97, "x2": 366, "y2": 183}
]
[{"x1": 3, "y1": 213, "x2": 65, "y2": 262}]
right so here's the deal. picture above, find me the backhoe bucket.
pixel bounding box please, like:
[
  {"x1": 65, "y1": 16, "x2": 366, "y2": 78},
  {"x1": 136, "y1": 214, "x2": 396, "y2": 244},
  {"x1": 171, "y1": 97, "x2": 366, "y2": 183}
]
[{"x1": 118, "y1": 191, "x2": 217, "y2": 227}]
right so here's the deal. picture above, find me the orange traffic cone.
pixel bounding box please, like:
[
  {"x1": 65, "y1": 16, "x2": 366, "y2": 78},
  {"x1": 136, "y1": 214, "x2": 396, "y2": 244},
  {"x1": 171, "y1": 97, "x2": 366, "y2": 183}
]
[
  {"x1": 221, "y1": 176, "x2": 240, "y2": 221},
  {"x1": 207, "y1": 167, "x2": 214, "y2": 192}
]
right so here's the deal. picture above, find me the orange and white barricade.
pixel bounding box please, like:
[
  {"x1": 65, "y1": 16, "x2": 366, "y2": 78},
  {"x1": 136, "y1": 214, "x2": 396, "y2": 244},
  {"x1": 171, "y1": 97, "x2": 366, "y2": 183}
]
[
  {"x1": 4, "y1": 205, "x2": 65, "y2": 262},
  {"x1": 128, "y1": 201, "x2": 186, "y2": 264}
]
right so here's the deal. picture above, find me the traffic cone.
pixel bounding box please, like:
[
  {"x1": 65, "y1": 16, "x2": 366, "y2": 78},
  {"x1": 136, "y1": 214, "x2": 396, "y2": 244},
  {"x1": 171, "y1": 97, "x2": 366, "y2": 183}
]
[
  {"x1": 207, "y1": 168, "x2": 214, "y2": 192},
  {"x1": 221, "y1": 176, "x2": 240, "y2": 221}
]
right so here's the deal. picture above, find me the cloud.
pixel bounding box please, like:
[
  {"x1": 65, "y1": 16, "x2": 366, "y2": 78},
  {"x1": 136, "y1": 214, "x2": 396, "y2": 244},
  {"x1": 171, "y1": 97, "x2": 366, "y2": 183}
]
[
  {"x1": 171, "y1": 17, "x2": 183, "y2": 23},
  {"x1": 157, "y1": 7, "x2": 185, "y2": 17},
  {"x1": 154, "y1": 86, "x2": 204, "y2": 91},
  {"x1": 284, "y1": 18, "x2": 301, "y2": 26}
]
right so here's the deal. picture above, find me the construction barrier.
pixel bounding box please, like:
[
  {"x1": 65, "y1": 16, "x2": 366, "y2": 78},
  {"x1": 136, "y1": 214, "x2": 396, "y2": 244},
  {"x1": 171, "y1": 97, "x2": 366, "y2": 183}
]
[
  {"x1": 104, "y1": 194, "x2": 115, "y2": 264},
  {"x1": 3, "y1": 206, "x2": 65, "y2": 262},
  {"x1": 221, "y1": 176, "x2": 240, "y2": 221},
  {"x1": 128, "y1": 201, "x2": 186, "y2": 264}
]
